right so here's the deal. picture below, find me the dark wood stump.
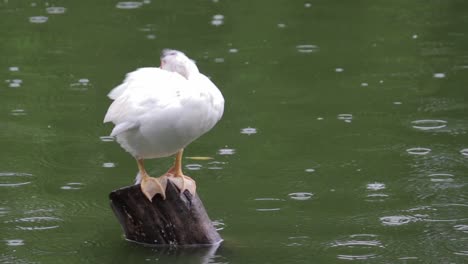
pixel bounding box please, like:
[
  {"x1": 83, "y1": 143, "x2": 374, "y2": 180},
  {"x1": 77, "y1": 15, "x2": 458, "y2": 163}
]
[{"x1": 109, "y1": 179, "x2": 222, "y2": 245}]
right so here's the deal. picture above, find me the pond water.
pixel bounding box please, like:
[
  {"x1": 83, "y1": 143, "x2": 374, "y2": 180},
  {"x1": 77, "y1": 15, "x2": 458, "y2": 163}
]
[{"x1": 1, "y1": 0, "x2": 468, "y2": 263}]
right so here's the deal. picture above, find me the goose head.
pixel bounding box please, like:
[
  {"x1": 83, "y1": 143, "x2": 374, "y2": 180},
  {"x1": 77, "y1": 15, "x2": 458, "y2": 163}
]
[{"x1": 160, "y1": 49, "x2": 199, "y2": 79}]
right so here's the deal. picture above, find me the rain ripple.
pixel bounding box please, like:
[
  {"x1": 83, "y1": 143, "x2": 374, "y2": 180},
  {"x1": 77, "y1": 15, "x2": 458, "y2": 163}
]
[
  {"x1": 99, "y1": 136, "x2": 114, "y2": 142},
  {"x1": 0, "y1": 172, "x2": 33, "y2": 187},
  {"x1": 365, "y1": 182, "x2": 388, "y2": 202},
  {"x1": 5, "y1": 239, "x2": 24, "y2": 246},
  {"x1": 46, "y1": 7, "x2": 66, "y2": 14},
  {"x1": 288, "y1": 192, "x2": 313, "y2": 201},
  {"x1": 380, "y1": 215, "x2": 417, "y2": 226},
  {"x1": 14, "y1": 216, "x2": 62, "y2": 231},
  {"x1": 218, "y1": 148, "x2": 235, "y2": 155},
  {"x1": 70, "y1": 78, "x2": 91, "y2": 91},
  {"x1": 411, "y1": 119, "x2": 447, "y2": 130},
  {"x1": 240, "y1": 127, "x2": 257, "y2": 135},
  {"x1": 337, "y1": 114, "x2": 353, "y2": 123},
  {"x1": 29, "y1": 16, "x2": 48, "y2": 23},
  {"x1": 254, "y1": 197, "x2": 283, "y2": 212},
  {"x1": 60, "y1": 182, "x2": 85, "y2": 190},
  {"x1": 329, "y1": 234, "x2": 384, "y2": 260},
  {"x1": 6, "y1": 79, "x2": 22, "y2": 88},
  {"x1": 116, "y1": 2, "x2": 143, "y2": 9},
  {"x1": 211, "y1": 14, "x2": 224, "y2": 26},
  {"x1": 460, "y1": 148, "x2": 468, "y2": 156},
  {"x1": 296, "y1": 44, "x2": 319, "y2": 53},
  {"x1": 406, "y1": 147, "x2": 431, "y2": 155}
]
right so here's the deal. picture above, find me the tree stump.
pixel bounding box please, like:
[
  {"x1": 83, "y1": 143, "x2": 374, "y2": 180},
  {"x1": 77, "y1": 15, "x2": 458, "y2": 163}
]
[{"x1": 109, "y1": 178, "x2": 222, "y2": 245}]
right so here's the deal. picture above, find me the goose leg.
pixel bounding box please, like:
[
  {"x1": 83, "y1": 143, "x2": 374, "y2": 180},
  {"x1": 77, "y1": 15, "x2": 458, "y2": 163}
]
[
  {"x1": 165, "y1": 149, "x2": 196, "y2": 195},
  {"x1": 137, "y1": 159, "x2": 167, "y2": 201}
]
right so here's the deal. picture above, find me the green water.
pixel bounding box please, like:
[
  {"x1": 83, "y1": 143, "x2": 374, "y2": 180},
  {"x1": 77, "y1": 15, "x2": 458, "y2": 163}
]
[{"x1": 1, "y1": 0, "x2": 468, "y2": 263}]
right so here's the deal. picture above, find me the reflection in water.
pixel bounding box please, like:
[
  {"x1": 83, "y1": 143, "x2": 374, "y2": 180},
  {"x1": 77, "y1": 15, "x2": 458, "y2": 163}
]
[{"x1": 136, "y1": 241, "x2": 223, "y2": 264}]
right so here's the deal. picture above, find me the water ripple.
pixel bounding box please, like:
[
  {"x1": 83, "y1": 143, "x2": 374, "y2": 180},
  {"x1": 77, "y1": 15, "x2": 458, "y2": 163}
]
[
  {"x1": 218, "y1": 148, "x2": 235, "y2": 155},
  {"x1": 29, "y1": 16, "x2": 48, "y2": 23},
  {"x1": 411, "y1": 119, "x2": 447, "y2": 130},
  {"x1": 5, "y1": 239, "x2": 24, "y2": 246},
  {"x1": 288, "y1": 192, "x2": 313, "y2": 201},
  {"x1": 406, "y1": 147, "x2": 431, "y2": 155},
  {"x1": 186, "y1": 164, "x2": 202, "y2": 171},
  {"x1": 460, "y1": 148, "x2": 468, "y2": 156},
  {"x1": 380, "y1": 215, "x2": 416, "y2": 226},
  {"x1": 46, "y1": 7, "x2": 66, "y2": 14},
  {"x1": 337, "y1": 114, "x2": 353, "y2": 123},
  {"x1": 116, "y1": 2, "x2": 143, "y2": 9},
  {"x1": 240, "y1": 127, "x2": 257, "y2": 135},
  {"x1": 14, "y1": 216, "x2": 62, "y2": 231},
  {"x1": 329, "y1": 234, "x2": 384, "y2": 260},
  {"x1": 61, "y1": 182, "x2": 85, "y2": 190},
  {"x1": 296, "y1": 44, "x2": 319, "y2": 53},
  {"x1": 0, "y1": 172, "x2": 33, "y2": 187},
  {"x1": 211, "y1": 14, "x2": 224, "y2": 26}
]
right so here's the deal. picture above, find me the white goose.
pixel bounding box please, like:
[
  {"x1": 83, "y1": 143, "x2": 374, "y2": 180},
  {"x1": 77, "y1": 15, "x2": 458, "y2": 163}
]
[{"x1": 104, "y1": 49, "x2": 224, "y2": 201}]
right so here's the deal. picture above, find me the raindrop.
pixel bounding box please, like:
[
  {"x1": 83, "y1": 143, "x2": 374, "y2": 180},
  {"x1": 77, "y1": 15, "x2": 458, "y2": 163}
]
[
  {"x1": 10, "y1": 109, "x2": 27, "y2": 116},
  {"x1": 102, "y1": 162, "x2": 116, "y2": 168},
  {"x1": 46, "y1": 7, "x2": 66, "y2": 14},
  {"x1": 277, "y1": 23, "x2": 286, "y2": 28},
  {"x1": 393, "y1": 101, "x2": 402, "y2": 105},
  {"x1": 214, "y1": 58, "x2": 224, "y2": 63},
  {"x1": 146, "y1": 34, "x2": 156, "y2": 40},
  {"x1": 361, "y1": 82, "x2": 369, "y2": 87},
  {"x1": 288, "y1": 192, "x2": 313, "y2": 201},
  {"x1": 6, "y1": 239, "x2": 24, "y2": 246},
  {"x1": 211, "y1": 14, "x2": 224, "y2": 26},
  {"x1": 411, "y1": 119, "x2": 447, "y2": 130},
  {"x1": 9, "y1": 66, "x2": 19, "y2": 72},
  {"x1": 61, "y1": 182, "x2": 84, "y2": 190},
  {"x1": 296, "y1": 44, "x2": 319, "y2": 53},
  {"x1": 29, "y1": 16, "x2": 48, "y2": 23},
  {"x1": 460, "y1": 149, "x2": 468, "y2": 156},
  {"x1": 337, "y1": 114, "x2": 352, "y2": 122},
  {"x1": 380, "y1": 215, "x2": 415, "y2": 226},
  {"x1": 218, "y1": 148, "x2": 235, "y2": 155},
  {"x1": 304, "y1": 3, "x2": 312, "y2": 8},
  {"x1": 186, "y1": 164, "x2": 202, "y2": 171},
  {"x1": 116, "y1": 2, "x2": 143, "y2": 9},
  {"x1": 99, "y1": 136, "x2": 114, "y2": 142},
  {"x1": 335, "y1": 68, "x2": 344, "y2": 72},
  {"x1": 406, "y1": 147, "x2": 431, "y2": 155},
  {"x1": 256, "y1": 208, "x2": 281, "y2": 212},
  {"x1": 367, "y1": 182, "x2": 385, "y2": 191},
  {"x1": 228, "y1": 48, "x2": 238, "y2": 53},
  {"x1": 212, "y1": 220, "x2": 225, "y2": 231},
  {"x1": 240, "y1": 127, "x2": 257, "y2": 135},
  {"x1": 433, "y1": 73, "x2": 446, "y2": 79},
  {"x1": 305, "y1": 168, "x2": 315, "y2": 173}
]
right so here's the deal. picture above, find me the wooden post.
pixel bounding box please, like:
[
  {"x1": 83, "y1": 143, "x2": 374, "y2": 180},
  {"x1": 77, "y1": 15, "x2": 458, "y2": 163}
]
[{"x1": 109, "y1": 179, "x2": 222, "y2": 245}]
